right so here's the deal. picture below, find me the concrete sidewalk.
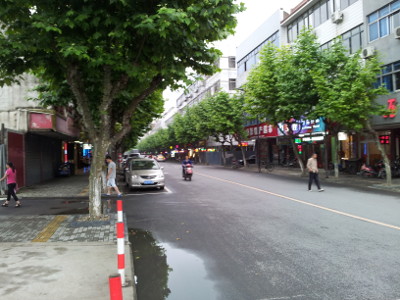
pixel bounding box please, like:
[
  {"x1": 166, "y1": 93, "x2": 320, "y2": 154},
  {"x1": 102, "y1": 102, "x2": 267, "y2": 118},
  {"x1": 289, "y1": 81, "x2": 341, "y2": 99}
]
[
  {"x1": 0, "y1": 214, "x2": 135, "y2": 300},
  {"x1": 15, "y1": 171, "x2": 90, "y2": 198}
]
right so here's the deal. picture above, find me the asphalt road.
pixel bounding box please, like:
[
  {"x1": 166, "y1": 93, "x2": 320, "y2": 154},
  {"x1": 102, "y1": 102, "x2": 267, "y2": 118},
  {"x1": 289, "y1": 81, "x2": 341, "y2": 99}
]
[
  {"x1": 2, "y1": 162, "x2": 399, "y2": 300},
  {"x1": 124, "y1": 162, "x2": 400, "y2": 300}
]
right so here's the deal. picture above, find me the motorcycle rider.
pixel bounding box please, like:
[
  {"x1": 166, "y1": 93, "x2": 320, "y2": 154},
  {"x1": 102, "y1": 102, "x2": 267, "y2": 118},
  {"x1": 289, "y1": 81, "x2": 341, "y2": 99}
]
[{"x1": 182, "y1": 155, "x2": 193, "y2": 177}]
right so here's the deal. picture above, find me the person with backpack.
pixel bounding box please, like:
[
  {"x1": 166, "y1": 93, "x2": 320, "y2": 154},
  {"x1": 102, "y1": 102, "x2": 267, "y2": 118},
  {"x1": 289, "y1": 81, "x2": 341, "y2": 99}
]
[{"x1": 0, "y1": 162, "x2": 21, "y2": 207}]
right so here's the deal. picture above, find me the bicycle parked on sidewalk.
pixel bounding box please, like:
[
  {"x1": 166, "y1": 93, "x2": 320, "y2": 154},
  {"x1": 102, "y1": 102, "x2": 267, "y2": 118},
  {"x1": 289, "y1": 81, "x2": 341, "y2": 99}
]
[
  {"x1": 232, "y1": 158, "x2": 243, "y2": 169},
  {"x1": 261, "y1": 161, "x2": 274, "y2": 172}
]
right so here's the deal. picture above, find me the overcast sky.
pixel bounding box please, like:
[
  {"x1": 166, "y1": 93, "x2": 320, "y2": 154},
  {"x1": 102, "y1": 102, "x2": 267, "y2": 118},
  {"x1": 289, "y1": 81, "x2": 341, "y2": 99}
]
[{"x1": 163, "y1": 0, "x2": 301, "y2": 108}]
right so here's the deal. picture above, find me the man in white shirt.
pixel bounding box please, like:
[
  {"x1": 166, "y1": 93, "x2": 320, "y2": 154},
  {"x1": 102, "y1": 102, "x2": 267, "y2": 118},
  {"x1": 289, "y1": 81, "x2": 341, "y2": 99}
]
[
  {"x1": 306, "y1": 153, "x2": 324, "y2": 192},
  {"x1": 105, "y1": 155, "x2": 122, "y2": 197}
]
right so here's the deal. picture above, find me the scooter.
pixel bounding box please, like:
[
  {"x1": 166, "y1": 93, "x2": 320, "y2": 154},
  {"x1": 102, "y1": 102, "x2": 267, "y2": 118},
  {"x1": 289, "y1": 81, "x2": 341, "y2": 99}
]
[
  {"x1": 359, "y1": 161, "x2": 385, "y2": 178},
  {"x1": 359, "y1": 163, "x2": 377, "y2": 177},
  {"x1": 183, "y1": 164, "x2": 193, "y2": 181}
]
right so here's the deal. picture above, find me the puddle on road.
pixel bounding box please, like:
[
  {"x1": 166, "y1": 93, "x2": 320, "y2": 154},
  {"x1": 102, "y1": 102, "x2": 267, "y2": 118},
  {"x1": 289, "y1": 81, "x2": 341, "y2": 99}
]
[{"x1": 129, "y1": 229, "x2": 218, "y2": 300}]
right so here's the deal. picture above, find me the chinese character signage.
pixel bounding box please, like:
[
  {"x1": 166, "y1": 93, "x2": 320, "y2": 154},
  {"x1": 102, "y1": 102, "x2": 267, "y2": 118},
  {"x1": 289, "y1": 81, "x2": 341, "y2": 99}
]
[
  {"x1": 383, "y1": 98, "x2": 397, "y2": 119},
  {"x1": 245, "y1": 123, "x2": 278, "y2": 139}
]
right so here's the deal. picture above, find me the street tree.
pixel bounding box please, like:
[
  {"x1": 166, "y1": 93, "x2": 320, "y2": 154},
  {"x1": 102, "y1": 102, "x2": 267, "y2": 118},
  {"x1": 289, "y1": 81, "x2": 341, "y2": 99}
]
[
  {"x1": 245, "y1": 30, "x2": 322, "y2": 174},
  {"x1": 205, "y1": 91, "x2": 248, "y2": 165},
  {"x1": 311, "y1": 39, "x2": 390, "y2": 182},
  {"x1": 118, "y1": 90, "x2": 164, "y2": 153},
  {"x1": 0, "y1": 0, "x2": 243, "y2": 217}
]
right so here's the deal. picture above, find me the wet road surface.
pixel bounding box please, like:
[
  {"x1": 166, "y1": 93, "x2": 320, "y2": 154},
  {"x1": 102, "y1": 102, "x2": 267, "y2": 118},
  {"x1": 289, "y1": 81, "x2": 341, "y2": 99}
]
[
  {"x1": 124, "y1": 162, "x2": 400, "y2": 300},
  {"x1": 2, "y1": 162, "x2": 400, "y2": 300}
]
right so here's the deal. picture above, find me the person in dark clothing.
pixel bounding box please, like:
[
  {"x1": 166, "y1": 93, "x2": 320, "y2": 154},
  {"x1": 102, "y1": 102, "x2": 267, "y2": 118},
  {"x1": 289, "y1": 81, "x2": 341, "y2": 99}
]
[
  {"x1": 1, "y1": 162, "x2": 21, "y2": 207},
  {"x1": 182, "y1": 156, "x2": 193, "y2": 177},
  {"x1": 306, "y1": 153, "x2": 324, "y2": 192}
]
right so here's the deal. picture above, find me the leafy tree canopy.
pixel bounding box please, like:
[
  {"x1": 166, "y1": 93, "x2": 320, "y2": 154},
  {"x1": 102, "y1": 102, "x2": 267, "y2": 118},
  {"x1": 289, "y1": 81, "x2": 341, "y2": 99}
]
[{"x1": 0, "y1": 0, "x2": 244, "y2": 144}]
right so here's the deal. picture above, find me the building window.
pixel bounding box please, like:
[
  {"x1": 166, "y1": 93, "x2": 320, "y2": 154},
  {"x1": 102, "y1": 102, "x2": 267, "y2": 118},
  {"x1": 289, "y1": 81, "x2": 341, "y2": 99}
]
[
  {"x1": 320, "y1": 40, "x2": 332, "y2": 50},
  {"x1": 287, "y1": 0, "x2": 333, "y2": 43},
  {"x1": 229, "y1": 78, "x2": 236, "y2": 90},
  {"x1": 237, "y1": 31, "x2": 279, "y2": 74},
  {"x1": 342, "y1": 25, "x2": 364, "y2": 54},
  {"x1": 368, "y1": 1, "x2": 400, "y2": 42},
  {"x1": 376, "y1": 60, "x2": 400, "y2": 92},
  {"x1": 340, "y1": 0, "x2": 359, "y2": 10},
  {"x1": 237, "y1": 61, "x2": 245, "y2": 75},
  {"x1": 228, "y1": 56, "x2": 236, "y2": 68}
]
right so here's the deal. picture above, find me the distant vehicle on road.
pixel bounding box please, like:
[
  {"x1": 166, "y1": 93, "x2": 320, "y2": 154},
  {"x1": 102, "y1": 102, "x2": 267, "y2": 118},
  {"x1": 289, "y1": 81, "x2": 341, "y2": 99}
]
[
  {"x1": 155, "y1": 154, "x2": 166, "y2": 162},
  {"x1": 125, "y1": 158, "x2": 165, "y2": 190}
]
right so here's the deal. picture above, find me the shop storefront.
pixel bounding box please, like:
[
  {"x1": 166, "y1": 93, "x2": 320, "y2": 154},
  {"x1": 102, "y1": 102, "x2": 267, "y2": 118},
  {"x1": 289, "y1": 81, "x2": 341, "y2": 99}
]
[
  {"x1": 278, "y1": 118, "x2": 327, "y2": 166},
  {"x1": 245, "y1": 122, "x2": 278, "y2": 163},
  {"x1": 370, "y1": 93, "x2": 400, "y2": 164}
]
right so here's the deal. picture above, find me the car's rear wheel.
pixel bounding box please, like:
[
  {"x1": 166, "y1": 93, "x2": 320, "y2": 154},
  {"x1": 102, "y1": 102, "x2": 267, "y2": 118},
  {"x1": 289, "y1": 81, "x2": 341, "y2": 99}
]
[{"x1": 159, "y1": 186, "x2": 165, "y2": 190}]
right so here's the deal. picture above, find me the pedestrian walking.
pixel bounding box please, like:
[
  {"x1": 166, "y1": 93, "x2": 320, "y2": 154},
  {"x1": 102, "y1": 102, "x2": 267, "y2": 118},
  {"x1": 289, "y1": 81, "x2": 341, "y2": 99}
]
[
  {"x1": 307, "y1": 153, "x2": 324, "y2": 192},
  {"x1": 0, "y1": 162, "x2": 22, "y2": 207},
  {"x1": 105, "y1": 155, "x2": 122, "y2": 197}
]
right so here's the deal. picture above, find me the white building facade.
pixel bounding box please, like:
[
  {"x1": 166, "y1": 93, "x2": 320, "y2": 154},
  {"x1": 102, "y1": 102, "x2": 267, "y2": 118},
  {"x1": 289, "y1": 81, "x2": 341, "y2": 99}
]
[{"x1": 236, "y1": 0, "x2": 400, "y2": 165}]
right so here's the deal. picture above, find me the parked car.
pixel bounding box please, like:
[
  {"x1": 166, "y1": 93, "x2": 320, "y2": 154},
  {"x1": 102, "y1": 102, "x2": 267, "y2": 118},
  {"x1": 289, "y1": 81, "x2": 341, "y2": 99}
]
[
  {"x1": 122, "y1": 155, "x2": 142, "y2": 179},
  {"x1": 125, "y1": 158, "x2": 165, "y2": 190}
]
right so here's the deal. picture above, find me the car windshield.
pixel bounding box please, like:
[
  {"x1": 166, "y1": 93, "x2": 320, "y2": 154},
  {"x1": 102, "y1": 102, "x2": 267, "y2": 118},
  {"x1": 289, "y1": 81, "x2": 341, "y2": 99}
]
[{"x1": 131, "y1": 160, "x2": 159, "y2": 170}]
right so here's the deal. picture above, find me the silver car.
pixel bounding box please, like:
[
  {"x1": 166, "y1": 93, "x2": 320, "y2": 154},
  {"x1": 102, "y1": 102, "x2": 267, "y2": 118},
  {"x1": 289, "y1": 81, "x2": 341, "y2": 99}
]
[{"x1": 125, "y1": 158, "x2": 165, "y2": 190}]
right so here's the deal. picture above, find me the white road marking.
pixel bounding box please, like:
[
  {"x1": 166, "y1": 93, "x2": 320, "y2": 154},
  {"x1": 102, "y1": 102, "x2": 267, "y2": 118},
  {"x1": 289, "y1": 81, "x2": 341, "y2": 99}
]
[{"x1": 197, "y1": 172, "x2": 400, "y2": 232}]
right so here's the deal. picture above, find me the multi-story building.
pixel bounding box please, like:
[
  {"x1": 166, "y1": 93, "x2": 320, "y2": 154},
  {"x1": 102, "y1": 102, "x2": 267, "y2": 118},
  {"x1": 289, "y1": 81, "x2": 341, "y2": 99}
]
[
  {"x1": 237, "y1": 0, "x2": 400, "y2": 166},
  {"x1": 176, "y1": 55, "x2": 237, "y2": 112},
  {"x1": 367, "y1": 0, "x2": 400, "y2": 162},
  {"x1": 236, "y1": 9, "x2": 284, "y2": 163},
  {"x1": 280, "y1": 0, "x2": 367, "y2": 164},
  {"x1": 0, "y1": 75, "x2": 79, "y2": 188},
  {"x1": 236, "y1": 9, "x2": 283, "y2": 88}
]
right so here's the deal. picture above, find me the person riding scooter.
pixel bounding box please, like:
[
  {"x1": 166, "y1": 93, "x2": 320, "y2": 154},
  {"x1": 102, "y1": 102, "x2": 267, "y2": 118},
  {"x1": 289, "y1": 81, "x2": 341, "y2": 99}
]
[{"x1": 182, "y1": 156, "x2": 193, "y2": 177}]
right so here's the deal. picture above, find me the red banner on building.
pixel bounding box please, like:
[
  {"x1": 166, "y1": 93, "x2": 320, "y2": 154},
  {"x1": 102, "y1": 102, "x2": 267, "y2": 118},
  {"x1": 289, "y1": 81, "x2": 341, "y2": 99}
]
[{"x1": 245, "y1": 123, "x2": 278, "y2": 139}]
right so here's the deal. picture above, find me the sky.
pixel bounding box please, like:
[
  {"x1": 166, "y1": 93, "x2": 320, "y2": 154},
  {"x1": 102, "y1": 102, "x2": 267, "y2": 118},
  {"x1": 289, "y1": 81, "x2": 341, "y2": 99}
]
[{"x1": 163, "y1": 0, "x2": 301, "y2": 108}]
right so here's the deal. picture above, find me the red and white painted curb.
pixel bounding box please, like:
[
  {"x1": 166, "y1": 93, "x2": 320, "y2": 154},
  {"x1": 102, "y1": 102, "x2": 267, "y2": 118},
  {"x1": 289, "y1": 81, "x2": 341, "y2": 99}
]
[
  {"x1": 109, "y1": 199, "x2": 127, "y2": 299},
  {"x1": 117, "y1": 199, "x2": 123, "y2": 223},
  {"x1": 116, "y1": 199, "x2": 126, "y2": 286},
  {"x1": 109, "y1": 273, "x2": 123, "y2": 300}
]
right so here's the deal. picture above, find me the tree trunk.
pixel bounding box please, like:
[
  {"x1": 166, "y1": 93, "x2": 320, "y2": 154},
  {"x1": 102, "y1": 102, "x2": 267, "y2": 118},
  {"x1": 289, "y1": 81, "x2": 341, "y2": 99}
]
[
  {"x1": 221, "y1": 145, "x2": 227, "y2": 166},
  {"x1": 289, "y1": 135, "x2": 305, "y2": 175},
  {"x1": 331, "y1": 135, "x2": 340, "y2": 178},
  {"x1": 240, "y1": 145, "x2": 247, "y2": 167},
  {"x1": 89, "y1": 138, "x2": 110, "y2": 218},
  {"x1": 323, "y1": 134, "x2": 329, "y2": 178},
  {"x1": 366, "y1": 122, "x2": 392, "y2": 186}
]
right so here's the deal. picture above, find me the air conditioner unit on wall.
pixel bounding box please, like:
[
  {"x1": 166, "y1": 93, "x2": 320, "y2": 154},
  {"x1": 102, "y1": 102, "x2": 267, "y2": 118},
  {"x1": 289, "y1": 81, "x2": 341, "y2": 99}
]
[
  {"x1": 331, "y1": 11, "x2": 344, "y2": 24},
  {"x1": 395, "y1": 27, "x2": 400, "y2": 39},
  {"x1": 361, "y1": 46, "x2": 375, "y2": 59}
]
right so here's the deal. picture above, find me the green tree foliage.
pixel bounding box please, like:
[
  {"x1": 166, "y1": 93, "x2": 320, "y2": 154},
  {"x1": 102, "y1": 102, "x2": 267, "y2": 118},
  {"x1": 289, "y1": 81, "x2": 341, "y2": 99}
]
[
  {"x1": 0, "y1": 0, "x2": 243, "y2": 217},
  {"x1": 245, "y1": 29, "x2": 323, "y2": 173},
  {"x1": 311, "y1": 39, "x2": 389, "y2": 181},
  {"x1": 245, "y1": 28, "x2": 389, "y2": 180},
  {"x1": 138, "y1": 91, "x2": 248, "y2": 164}
]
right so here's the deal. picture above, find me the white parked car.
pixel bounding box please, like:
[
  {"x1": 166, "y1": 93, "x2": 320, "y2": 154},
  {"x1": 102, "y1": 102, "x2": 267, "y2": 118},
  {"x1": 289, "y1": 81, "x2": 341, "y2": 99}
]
[{"x1": 125, "y1": 158, "x2": 165, "y2": 190}]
